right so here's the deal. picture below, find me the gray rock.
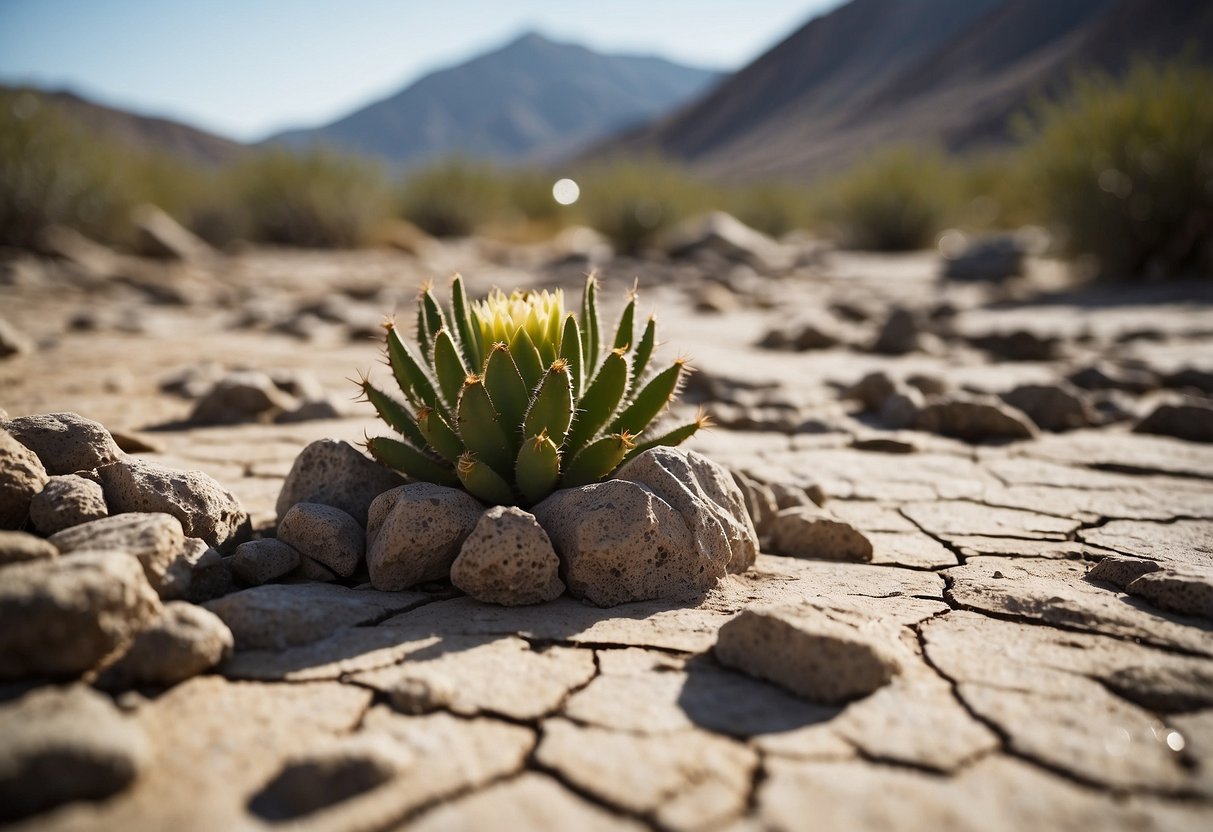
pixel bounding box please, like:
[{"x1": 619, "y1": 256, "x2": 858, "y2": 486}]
[
  {"x1": 0, "y1": 685, "x2": 149, "y2": 821},
  {"x1": 450, "y1": 506, "x2": 565, "y2": 606},
  {"x1": 203, "y1": 582, "x2": 428, "y2": 650},
  {"x1": 532, "y1": 479, "x2": 723, "y2": 607},
  {"x1": 1068, "y1": 362, "x2": 1157, "y2": 394},
  {"x1": 914, "y1": 395, "x2": 1038, "y2": 441},
  {"x1": 1134, "y1": 403, "x2": 1213, "y2": 443},
  {"x1": 231, "y1": 538, "x2": 301, "y2": 585},
  {"x1": 1125, "y1": 565, "x2": 1213, "y2": 619},
  {"x1": 0, "y1": 551, "x2": 160, "y2": 679},
  {"x1": 1000, "y1": 383, "x2": 1095, "y2": 432},
  {"x1": 98, "y1": 457, "x2": 249, "y2": 551},
  {"x1": 160, "y1": 537, "x2": 231, "y2": 602},
  {"x1": 29, "y1": 473, "x2": 108, "y2": 534},
  {"x1": 730, "y1": 470, "x2": 779, "y2": 541},
  {"x1": 940, "y1": 233, "x2": 1025, "y2": 281},
  {"x1": 274, "y1": 397, "x2": 343, "y2": 423},
  {"x1": 278, "y1": 502, "x2": 365, "y2": 578},
  {"x1": 970, "y1": 329, "x2": 1061, "y2": 362},
  {"x1": 715, "y1": 604, "x2": 903, "y2": 703},
  {"x1": 879, "y1": 388, "x2": 924, "y2": 430},
  {"x1": 770, "y1": 505, "x2": 874, "y2": 562},
  {"x1": 96, "y1": 601, "x2": 233, "y2": 689},
  {"x1": 1086, "y1": 556, "x2": 1160, "y2": 589},
  {"x1": 297, "y1": 554, "x2": 338, "y2": 582},
  {"x1": 0, "y1": 428, "x2": 48, "y2": 529},
  {"x1": 50, "y1": 512, "x2": 186, "y2": 594},
  {"x1": 1164, "y1": 366, "x2": 1213, "y2": 395},
  {"x1": 366, "y1": 483, "x2": 484, "y2": 591},
  {"x1": 0, "y1": 529, "x2": 58, "y2": 566},
  {"x1": 872, "y1": 308, "x2": 921, "y2": 355},
  {"x1": 276, "y1": 439, "x2": 405, "y2": 527},
  {"x1": 845, "y1": 371, "x2": 897, "y2": 411},
  {"x1": 615, "y1": 447, "x2": 758, "y2": 574},
  {"x1": 0, "y1": 316, "x2": 34, "y2": 359},
  {"x1": 662, "y1": 211, "x2": 789, "y2": 272},
  {"x1": 189, "y1": 370, "x2": 299, "y2": 425},
  {"x1": 1, "y1": 412, "x2": 123, "y2": 475}
]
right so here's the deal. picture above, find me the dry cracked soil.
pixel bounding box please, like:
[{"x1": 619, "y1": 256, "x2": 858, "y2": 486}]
[{"x1": 2, "y1": 226, "x2": 1213, "y2": 831}]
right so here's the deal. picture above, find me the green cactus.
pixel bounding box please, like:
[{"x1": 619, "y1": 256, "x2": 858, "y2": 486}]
[{"x1": 359, "y1": 273, "x2": 708, "y2": 506}]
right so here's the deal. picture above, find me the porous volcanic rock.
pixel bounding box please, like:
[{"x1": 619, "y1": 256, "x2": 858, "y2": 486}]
[
  {"x1": 450, "y1": 506, "x2": 565, "y2": 606},
  {"x1": 0, "y1": 428, "x2": 47, "y2": 529},
  {"x1": 278, "y1": 501, "x2": 365, "y2": 578},
  {"x1": 29, "y1": 472, "x2": 108, "y2": 534},
  {"x1": 1, "y1": 411, "x2": 123, "y2": 474},
  {"x1": 97, "y1": 601, "x2": 234, "y2": 688},
  {"x1": 366, "y1": 483, "x2": 484, "y2": 591},
  {"x1": 276, "y1": 439, "x2": 405, "y2": 527}
]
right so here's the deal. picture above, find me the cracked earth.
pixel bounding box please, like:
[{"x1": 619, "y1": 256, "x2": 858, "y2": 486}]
[{"x1": 2, "y1": 236, "x2": 1212, "y2": 831}]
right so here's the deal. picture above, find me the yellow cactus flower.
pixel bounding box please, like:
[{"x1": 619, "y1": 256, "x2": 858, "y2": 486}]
[{"x1": 472, "y1": 288, "x2": 565, "y2": 361}]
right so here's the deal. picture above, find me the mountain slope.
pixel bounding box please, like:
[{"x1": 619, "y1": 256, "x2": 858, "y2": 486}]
[
  {"x1": 601, "y1": 0, "x2": 1213, "y2": 180},
  {"x1": 1, "y1": 85, "x2": 244, "y2": 167},
  {"x1": 267, "y1": 32, "x2": 721, "y2": 167}
]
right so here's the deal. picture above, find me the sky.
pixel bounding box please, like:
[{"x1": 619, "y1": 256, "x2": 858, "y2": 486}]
[{"x1": 0, "y1": 0, "x2": 844, "y2": 142}]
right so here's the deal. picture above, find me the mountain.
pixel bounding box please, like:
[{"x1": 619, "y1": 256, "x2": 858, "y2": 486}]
[
  {"x1": 1, "y1": 85, "x2": 244, "y2": 167},
  {"x1": 599, "y1": 0, "x2": 1213, "y2": 180},
  {"x1": 266, "y1": 31, "x2": 722, "y2": 167}
]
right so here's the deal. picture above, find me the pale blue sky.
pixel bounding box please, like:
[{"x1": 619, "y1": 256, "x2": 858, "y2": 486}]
[{"x1": 0, "y1": 0, "x2": 843, "y2": 142}]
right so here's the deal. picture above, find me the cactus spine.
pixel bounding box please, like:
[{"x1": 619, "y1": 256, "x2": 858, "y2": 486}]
[{"x1": 361, "y1": 273, "x2": 706, "y2": 505}]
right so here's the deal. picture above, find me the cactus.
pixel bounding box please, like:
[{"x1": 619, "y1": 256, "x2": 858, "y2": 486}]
[{"x1": 359, "y1": 273, "x2": 708, "y2": 506}]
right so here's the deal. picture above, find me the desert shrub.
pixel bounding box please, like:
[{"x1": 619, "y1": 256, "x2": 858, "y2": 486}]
[
  {"x1": 574, "y1": 160, "x2": 713, "y2": 255},
  {"x1": 728, "y1": 182, "x2": 813, "y2": 238},
  {"x1": 0, "y1": 90, "x2": 142, "y2": 248},
  {"x1": 816, "y1": 146, "x2": 954, "y2": 251},
  {"x1": 397, "y1": 159, "x2": 513, "y2": 237},
  {"x1": 227, "y1": 147, "x2": 387, "y2": 248},
  {"x1": 1018, "y1": 60, "x2": 1213, "y2": 280}
]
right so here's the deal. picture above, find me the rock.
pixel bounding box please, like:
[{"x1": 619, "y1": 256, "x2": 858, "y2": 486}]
[
  {"x1": 940, "y1": 233, "x2": 1025, "y2": 281},
  {"x1": 274, "y1": 397, "x2": 343, "y2": 423},
  {"x1": 366, "y1": 483, "x2": 484, "y2": 591},
  {"x1": 1086, "y1": 555, "x2": 1160, "y2": 588},
  {"x1": 160, "y1": 537, "x2": 231, "y2": 602},
  {"x1": 97, "y1": 601, "x2": 234, "y2": 689},
  {"x1": 0, "y1": 529, "x2": 58, "y2": 566},
  {"x1": 615, "y1": 447, "x2": 758, "y2": 574},
  {"x1": 1000, "y1": 384, "x2": 1096, "y2": 432},
  {"x1": 1, "y1": 411, "x2": 123, "y2": 474},
  {"x1": 1164, "y1": 366, "x2": 1213, "y2": 395},
  {"x1": 297, "y1": 554, "x2": 338, "y2": 582},
  {"x1": 188, "y1": 370, "x2": 300, "y2": 425},
  {"x1": 879, "y1": 388, "x2": 924, "y2": 430},
  {"x1": 715, "y1": 604, "x2": 902, "y2": 703},
  {"x1": 1134, "y1": 402, "x2": 1213, "y2": 443},
  {"x1": 50, "y1": 512, "x2": 186, "y2": 593},
  {"x1": 277, "y1": 502, "x2": 365, "y2": 578},
  {"x1": 872, "y1": 307, "x2": 921, "y2": 355},
  {"x1": 968, "y1": 329, "x2": 1060, "y2": 361},
  {"x1": 204, "y1": 583, "x2": 428, "y2": 651},
  {"x1": 131, "y1": 203, "x2": 215, "y2": 261},
  {"x1": 231, "y1": 538, "x2": 301, "y2": 585},
  {"x1": 267, "y1": 368, "x2": 327, "y2": 401},
  {"x1": 769, "y1": 505, "x2": 873, "y2": 562},
  {"x1": 0, "y1": 315, "x2": 34, "y2": 359},
  {"x1": 662, "y1": 211, "x2": 789, "y2": 272},
  {"x1": 450, "y1": 506, "x2": 565, "y2": 606},
  {"x1": 0, "y1": 428, "x2": 48, "y2": 529},
  {"x1": 695, "y1": 282, "x2": 740, "y2": 314},
  {"x1": 914, "y1": 395, "x2": 1038, "y2": 441},
  {"x1": 730, "y1": 469, "x2": 779, "y2": 541},
  {"x1": 29, "y1": 472, "x2": 108, "y2": 534},
  {"x1": 1124, "y1": 565, "x2": 1213, "y2": 619},
  {"x1": 159, "y1": 361, "x2": 228, "y2": 399},
  {"x1": 98, "y1": 457, "x2": 249, "y2": 551},
  {"x1": 0, "y1": 685, "x2": 149, "y2": 821},
  {"x1": 1068, "y1": 362, "x2": 1157, "y2": 394},
  {"x1": 0, "y1": 551, "x2": 160, "y2": 679},
  {"x1": 276, "y1": 439, "x2": 405, "y2": 527},
  {"x1": 532, "y1": 479, "x2": 722, "y2": 607},
  {"x1": 760, "y1": 320, "x2": 844, "y2": 351},
  {"x1": 844, "y1": 371, "x2": 896, "y2": 411}
]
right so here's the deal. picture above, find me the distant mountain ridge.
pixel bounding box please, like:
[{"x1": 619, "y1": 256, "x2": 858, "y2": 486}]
[
  {"x1": 265, "y1": 31, "x2": 722, "y2": 168},
  {"x1": 1, "y1": 85, "x2": 244, "y2": 167},
  {"x1": 599, "y1": 0, "x2": 1213, "y2": 180}
]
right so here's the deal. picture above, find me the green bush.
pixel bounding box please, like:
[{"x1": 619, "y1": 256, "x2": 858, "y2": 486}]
[
  {"x1": 397, "y1": 159, "x2": 513, "y2": 237},
  {"x1": 728, "y1": 182, "x2": 813, "y2": 239},
  {"x1": 0, "y1": 90, "x2": 142, "y2": 248},
  {"x1": 227, "y1": 147, "x2": 387, "y2": 248},
  {"x1": 817, "y1": 146, "x2": 954, "y2": 251},
  {"x1": 1018, "y1": 60, "x2": 1213, "y2": 280},
  {"x1": 573, "y1": 160, "x2": 714, "y2": 255}
]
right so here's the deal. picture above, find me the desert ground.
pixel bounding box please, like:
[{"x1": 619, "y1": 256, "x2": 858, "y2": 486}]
[{"x1": 2, "y1": 221, "x2": 1213, "y2": 831}]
